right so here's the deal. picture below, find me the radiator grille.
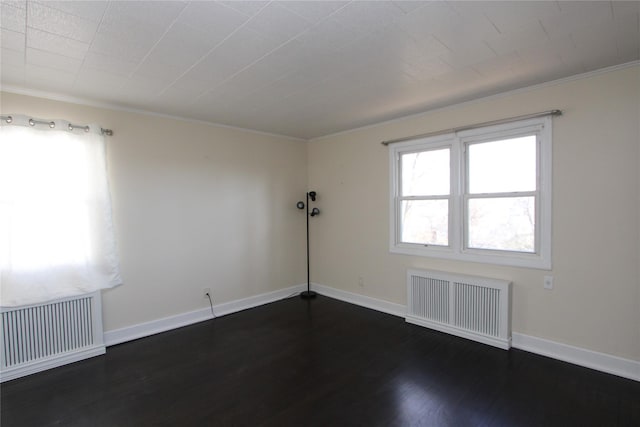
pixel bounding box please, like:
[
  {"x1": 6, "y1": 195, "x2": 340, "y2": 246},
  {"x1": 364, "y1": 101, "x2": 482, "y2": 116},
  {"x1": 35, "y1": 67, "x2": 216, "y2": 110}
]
[
  {"x1": 2, "y1": 297, "x2": 94, "y2": 368},
  {"x1": 406, "y1": 269, "x2": 511, "y2": 349},
  {"x1": 453, "y1": 282, "x2": 500, "y2": 337},
  {"x1": 1, "y1": 292, "x2": 104, "y2": 381},
  {"x1": 410, "y1": 276, "x2": 449, "y2": 323}
]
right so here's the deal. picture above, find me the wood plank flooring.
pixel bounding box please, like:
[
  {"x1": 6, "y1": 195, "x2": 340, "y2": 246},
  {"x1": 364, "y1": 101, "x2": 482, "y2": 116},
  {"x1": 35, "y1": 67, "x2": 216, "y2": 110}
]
[{"x1": 1, "y1": 295, "x2": 639, "y2": 426}]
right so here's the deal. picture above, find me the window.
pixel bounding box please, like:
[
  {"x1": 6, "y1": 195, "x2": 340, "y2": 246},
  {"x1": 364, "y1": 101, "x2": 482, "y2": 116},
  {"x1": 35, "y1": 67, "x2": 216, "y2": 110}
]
[
  {"x1": 390, "y1": 116, "x2": 552, "y2": 269},
  {"x1": 0, "y1": 115, "x2": 122, "y2": 306}
]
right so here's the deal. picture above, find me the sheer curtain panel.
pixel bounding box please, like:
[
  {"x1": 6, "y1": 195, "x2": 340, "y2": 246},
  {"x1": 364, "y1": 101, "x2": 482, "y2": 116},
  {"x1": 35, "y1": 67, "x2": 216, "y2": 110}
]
[{"x1": 0, "y1": 115, "x2": 121, "y2": 307}]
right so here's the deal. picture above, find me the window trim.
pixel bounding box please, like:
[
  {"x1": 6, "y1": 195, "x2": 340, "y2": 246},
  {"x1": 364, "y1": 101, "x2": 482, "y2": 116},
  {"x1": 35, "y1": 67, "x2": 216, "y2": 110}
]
[{"x1": 389, "y1": 116, "x2": 552, "y2": 270}]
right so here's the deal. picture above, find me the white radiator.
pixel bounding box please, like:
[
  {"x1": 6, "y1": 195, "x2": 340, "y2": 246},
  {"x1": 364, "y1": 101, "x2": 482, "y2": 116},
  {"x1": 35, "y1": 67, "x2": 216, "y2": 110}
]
[
  {"x1": 0, "y1": 291, "x2": 105, "y2": 382},
  {"x1": 406, "y1": 269, "x2": 512, "y2": 349}
]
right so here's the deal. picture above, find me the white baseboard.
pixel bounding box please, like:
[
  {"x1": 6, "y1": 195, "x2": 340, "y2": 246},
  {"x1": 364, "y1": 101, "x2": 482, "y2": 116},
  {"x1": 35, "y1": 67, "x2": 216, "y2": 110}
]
[
  {"x1": 512, "y1": 333, "x2": 640, "y2": 382},
  {"x1": 311, "y1": 282, "x2": 406, "y2": 317},
  {"x1": 104, "y1": 282, "x2": 639, "y2": 382},
  {"x1": 0, "y1": 345, "x2": 105, "y2": 383},
  {"x1": 104, "y1": 284, "x2": 305, "y2": 346},
  {"x1": 312, "y1": 282, "x2": 639, "y2": 382}
]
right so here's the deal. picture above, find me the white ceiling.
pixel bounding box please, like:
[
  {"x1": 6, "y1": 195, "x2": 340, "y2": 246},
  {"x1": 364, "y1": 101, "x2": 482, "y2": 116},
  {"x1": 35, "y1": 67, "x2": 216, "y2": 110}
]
[{"x1": 1, "y1": 1, "x2": 638, "y2": 140}]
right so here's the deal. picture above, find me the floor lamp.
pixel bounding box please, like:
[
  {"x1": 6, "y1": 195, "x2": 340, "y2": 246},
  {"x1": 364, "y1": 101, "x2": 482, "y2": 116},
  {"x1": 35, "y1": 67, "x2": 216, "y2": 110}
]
[{"x1": 297, "y1": 191, "x2": 320, "y2": 299}]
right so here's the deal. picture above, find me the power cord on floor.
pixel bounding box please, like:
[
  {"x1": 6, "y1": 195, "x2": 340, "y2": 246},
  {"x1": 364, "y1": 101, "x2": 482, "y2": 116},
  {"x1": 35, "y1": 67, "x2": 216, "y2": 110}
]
[
  {"x1": 205, "y1": 292, "x2": 217, "y2": 318},
  {"x1": 282, "y1": 291, "x2": 301, "y2": 300}
]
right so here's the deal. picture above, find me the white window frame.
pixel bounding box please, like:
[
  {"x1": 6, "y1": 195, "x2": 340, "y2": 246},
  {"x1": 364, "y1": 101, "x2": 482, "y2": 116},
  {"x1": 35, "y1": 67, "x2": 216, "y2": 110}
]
[{"x1": 389, "y1": 116, "x2": 552, "y2": 270}]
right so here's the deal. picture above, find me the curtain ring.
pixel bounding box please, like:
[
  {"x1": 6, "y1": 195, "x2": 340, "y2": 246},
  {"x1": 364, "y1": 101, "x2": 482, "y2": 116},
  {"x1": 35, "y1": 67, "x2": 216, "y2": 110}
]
[
  {"x1": 5, "y1": 116, "x2": 12, "y2": 123},
  {"x1": 29, "y1": 118, "x2": 35, "y2": 126},
  {"x1": 68, "y1": 123, "x2": 74, "y2": 131},
  {"x1": 84, "y1": 126, "x2": 90, "y2": 132},
  {"x1": 49, "y1": 121, "x2": 55, "y2": 128}
]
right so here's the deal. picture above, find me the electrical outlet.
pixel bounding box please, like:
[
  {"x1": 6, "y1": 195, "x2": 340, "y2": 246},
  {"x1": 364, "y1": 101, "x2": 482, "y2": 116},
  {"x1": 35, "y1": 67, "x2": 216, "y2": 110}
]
[
  {"x1": 543, "y1": 276, "x2": 553, "y2": 290},
  {"x1": 202, "y1": 287, "x2": 211, "y2": 299}
]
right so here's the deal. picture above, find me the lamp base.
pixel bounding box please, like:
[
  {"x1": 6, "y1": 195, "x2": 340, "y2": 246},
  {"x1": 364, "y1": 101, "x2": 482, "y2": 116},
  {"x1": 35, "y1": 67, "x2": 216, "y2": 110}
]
[{"x1": 300, "y1": 290, "x2": 317, "y2": 299}]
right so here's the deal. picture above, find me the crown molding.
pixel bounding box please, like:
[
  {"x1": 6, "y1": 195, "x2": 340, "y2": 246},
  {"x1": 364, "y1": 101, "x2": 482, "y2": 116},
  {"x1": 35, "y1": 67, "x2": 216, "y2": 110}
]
[
  {"x1": 3, "y1": 61, "x2": 637, "y2": 144},
  {"x1": 0, "y1": 85, "x2": 306, "y2": 143},
  {"x1": 309, "y1": 60, "x2": 640, "y2": 142}
]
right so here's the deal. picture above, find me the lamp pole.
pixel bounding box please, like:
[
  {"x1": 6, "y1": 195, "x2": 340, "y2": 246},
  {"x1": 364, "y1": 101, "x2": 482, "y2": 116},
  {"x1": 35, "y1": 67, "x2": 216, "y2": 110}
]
[{"x1": 298, "y1": 191, "x2": 319, "y2": 299}]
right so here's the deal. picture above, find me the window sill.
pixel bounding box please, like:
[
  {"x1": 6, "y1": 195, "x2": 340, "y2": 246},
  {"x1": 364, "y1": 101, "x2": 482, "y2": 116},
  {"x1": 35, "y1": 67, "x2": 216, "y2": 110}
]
[{"x1": 390, "y1": 244, "x2": 551, "y2": 270}]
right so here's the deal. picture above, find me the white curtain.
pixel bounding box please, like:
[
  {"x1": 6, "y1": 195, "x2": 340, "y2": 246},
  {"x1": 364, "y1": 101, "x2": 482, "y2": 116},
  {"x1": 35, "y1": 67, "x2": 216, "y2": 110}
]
[{"x1": 0, "y1": 115, "x2": 122, "y2": 307}]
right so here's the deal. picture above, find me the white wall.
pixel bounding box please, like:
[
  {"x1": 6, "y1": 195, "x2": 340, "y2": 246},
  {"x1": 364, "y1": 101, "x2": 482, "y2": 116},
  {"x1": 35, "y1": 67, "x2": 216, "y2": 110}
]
[
  {"x1": 1, "y1": 65, "x2": 638, "y2": 365},
  {"x1": 308, "y1": 65, "x2": 640, "y2": 362},
  {"x1": 0, "y1": 92, "x2": 308, "y2": 332}
]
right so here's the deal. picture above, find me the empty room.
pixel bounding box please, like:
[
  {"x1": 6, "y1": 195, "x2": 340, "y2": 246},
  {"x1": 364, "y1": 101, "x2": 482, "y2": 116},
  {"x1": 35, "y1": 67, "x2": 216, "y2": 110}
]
[{"x1": 0, "y1": 0, "x2": 639, "y2": 425}]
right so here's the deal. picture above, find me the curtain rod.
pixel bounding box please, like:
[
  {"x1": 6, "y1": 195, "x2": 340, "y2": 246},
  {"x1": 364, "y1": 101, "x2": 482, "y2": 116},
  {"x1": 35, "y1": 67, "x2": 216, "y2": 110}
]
[
  {"x1": 1, "y1": 115, "x2": 113, "y2": 136},
  {"x1": 381, "y1": 109, "x2": 562, "y2": 146}
]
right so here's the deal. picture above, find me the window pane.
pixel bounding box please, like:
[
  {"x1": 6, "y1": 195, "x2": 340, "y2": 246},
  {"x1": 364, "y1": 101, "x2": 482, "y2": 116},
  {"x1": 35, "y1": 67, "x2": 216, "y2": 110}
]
[
  {"x1": 467, "y1": 197, "x2": 535, "y2": 252},
  {"x1": 401, "y1": 148, "x2": 449, "y2": 196},
  {"x1": 468, "y1": 135, "x2": 536, "y2": 194},
  {"x1": 401, "y1": 200, "x2": 448, "y2": 246}
]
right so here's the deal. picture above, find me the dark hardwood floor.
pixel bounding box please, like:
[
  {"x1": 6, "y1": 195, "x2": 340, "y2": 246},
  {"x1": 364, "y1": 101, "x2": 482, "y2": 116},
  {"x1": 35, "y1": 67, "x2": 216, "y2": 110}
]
[{"x1": 1, "y1": 295, "x2": 639, "y2": 426}]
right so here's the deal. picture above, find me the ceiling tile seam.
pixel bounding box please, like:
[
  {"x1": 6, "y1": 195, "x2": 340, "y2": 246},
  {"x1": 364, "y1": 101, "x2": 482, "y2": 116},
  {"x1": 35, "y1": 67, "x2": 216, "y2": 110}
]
[
  {"x1": 20, "y1": 16, "x2": 96, "y2": 78},
  {"x1": 397, "y1": 1, "x2": 431, "y2": 16},
  {"x1": 382, "y1": 35, "x2": 451, "y2": 83},
  {"x1": 279, "y1": 43, "x2": 363, "y2": 99},
  {"x1": 6, "y1": 4, "x2": 24, "y2": 29},
  {"x1": 22, "y1": 0, "x2": 28, "y2": 66},
  {"x1": 22, "y1": 52, "x2": 81, "y2": 76},
  {"x1": 616, "y1": 37, "x2": 628, "y2": 60},
  {"x1": 389, "y1": 1, "x2": 405, "y2": 15},
  {"x1": 210, "y1": 3, "x2": 362, "y2": 113},
  {"x1": 23, "y1": 26, "x2": 92, "y2": 46},
  {"x1": 1, "y1": 43, "x2": 23, "y2": 56},
  {"x1": 186, "y1": 0, "x2": 355, "y2": 108},
  {"x1": 247, "y1": 22, "x2": 438, "y2": 117},
  {"x1": 609, "y1": 2, "x2": 615, "y2": 21},
  {"x1": 431, "y1": 33, "x2": 475, "y2": 70},
  {"x1": 216, "y1": 2, "x2": 251, "y2": 18},
  {"x1": 469, "y1": 65, "x2": 485, "y2": 79},
  {"x1": 277, "y1": 1, "x2": 326, "y2": 25},
  {"x1": 565, "y1": 34, "x2": 586, "y2": 71},
  {"x1": 482, "y1": 12, "x2": 502, "y2": 35},
  {"x1": 483, "y1": 40, "x2": 499, "y2": 57},
  {"x1": 430, "y1": 33, "x2": 452, "y2": 53},
  {"x1": 217, "y1": 1, "x2": 261, "y2": 19},
  {"x1": 225, "y1": 24, "x2": 363, "y2": 118},
  {"x1": 234, "y1": 67, "x2": 334, "y2": 119},
  {"x1": 69, "y1": 1, "x2": 112, "y2": 90},
  {"x1": 24, "y1": 45, "x2": 85, "y2": 63},
  {"x1": 1, "y1": 3, "x2": 26, "y2": 33},
  {"x1": 24, "y1": 4, "x2": 96, "y2": 45},
  {"x1": 30, "y1": 0, "x2": 103, "y2": 39},
  {"x1": 199, "y1": 1, "x2": 356, "y2": 96},
  {"x1": 122, "y1": 2, "x2": 190, "y2": 82},
  {"x1": 538, "y1": 19, "x2": 550, "y2": 39},
  {"x1": 155, "y1": 1, "x2": 272, "y2": 99},
  {"x1": 31, "y1": 0, "x2": 97, "y2": 22}
]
